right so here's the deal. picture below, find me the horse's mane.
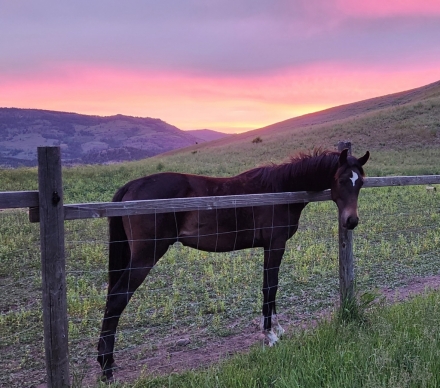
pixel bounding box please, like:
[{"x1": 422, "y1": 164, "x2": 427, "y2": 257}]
[{"x1": 244, "y1": 148, "x2": 342, "y2": 191}]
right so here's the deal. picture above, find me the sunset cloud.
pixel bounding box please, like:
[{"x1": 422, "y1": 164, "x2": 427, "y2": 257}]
[
  {"x1": 2, "y1": 61, "x2": 437, "y2": 133},
  {"x1": 0, "y1": 0, "x2": 439, "y2": 132},
  {"x1": 337, "y1": 0, "x2": 440, "y2": 17}
]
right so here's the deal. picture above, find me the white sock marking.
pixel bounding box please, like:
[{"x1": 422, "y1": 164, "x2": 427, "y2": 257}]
[
  {"x1": 271, "y1": 314, "x2": 284, "y2": 337},
  {"x1": 266, "y1": 330, "x2": 279, "y2": 346},
  {"x1": 350, "y1": 171, "x2": 359, "y2": 187},
  {"x1": 261, "y1": 314, "x2": 284, "y2": 346}
]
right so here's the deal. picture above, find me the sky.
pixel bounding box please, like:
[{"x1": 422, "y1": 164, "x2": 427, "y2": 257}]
[{"x1": 1, "y1": 1, "x2": 440, "y2": 134}]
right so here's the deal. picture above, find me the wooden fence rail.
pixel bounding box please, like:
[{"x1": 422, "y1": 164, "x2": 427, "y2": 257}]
[
  {"x1": 21, "y1": 174, "x2": 440, "y2": 222},
  {"x1": 2, "y1": 173, "x2": 440, "y2": 219},
  {"x1": 0, "y1": 191, "x2": 39, "y2": 208}
]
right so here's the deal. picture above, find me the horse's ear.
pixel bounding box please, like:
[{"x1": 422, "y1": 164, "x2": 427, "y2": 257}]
[
  {"x1": 338, "y1": 148, "x2": 349, "y2": 166},
  {"x1": 358, "y1": 151, "x2": 370, "y2": 166}
]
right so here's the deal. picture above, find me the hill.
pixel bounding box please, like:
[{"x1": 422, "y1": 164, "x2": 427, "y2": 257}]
[
  {"x1": 0, "y1": 109, "x2": 204, "y2": 167},
  {"x1": 1, "y1": 80, "x2": 439, "y2": 175},
  {"x1": 155, "y1": 80, "x2": 440, "y2": 177},
  {"x1": 186, "y1": 129, "x2": 231, "y2": 142},
  {"x1": 252, "y1": 79, "x2": 440, "y2": 138}
]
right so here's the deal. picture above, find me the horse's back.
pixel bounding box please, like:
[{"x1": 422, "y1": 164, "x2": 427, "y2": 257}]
[
  {"x1": 114, "y1": 172, "x2": 245, "y2": 202},
  {"x1": 115, "y1": 172, "x2": 193, "y2": 202}
]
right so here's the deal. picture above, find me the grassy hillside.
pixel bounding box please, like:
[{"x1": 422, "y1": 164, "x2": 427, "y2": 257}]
[{"x1": 156, "y1": 79, "x2": 440, "y2": 178}]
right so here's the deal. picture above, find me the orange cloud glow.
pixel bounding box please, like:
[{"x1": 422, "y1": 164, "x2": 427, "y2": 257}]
[{"x1": 1, "y1": 63, "x2": 439, "y2": 133}]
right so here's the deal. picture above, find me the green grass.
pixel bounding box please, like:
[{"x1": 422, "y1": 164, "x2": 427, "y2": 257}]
[
  {"x1": 1, "y1": 184, "x2": 439, "y2": 387},
  {"x1": 110, "y1": 291, "x2": 440, "y2": 388}
]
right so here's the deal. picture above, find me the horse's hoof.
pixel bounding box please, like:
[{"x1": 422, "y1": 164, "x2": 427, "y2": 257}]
[
  {"x1": 100, "y1": 374, "x2": 114, "y2": 384},
  {"x1": 275, "y1": 325, "x2": 285, "y2": 338},
  {"x1": 101, "y1": 374, "x2": 115, "y2": 384},
  {"x1": 263, "y1": 329, "x2": 280, "y2": 347},
  {"x1": 101, "y1": 368, "x2": 117, "y2": 384}
]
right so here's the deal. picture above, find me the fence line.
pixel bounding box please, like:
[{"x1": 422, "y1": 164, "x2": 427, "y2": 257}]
[
  {"x1": 1, "y1": 145, "x2": 440, "y2": 387},
  {"x1": 15, "y1": 175, "x2": 439, "y2": 223},
  {"x1": 63, "y1": 204, "x2": 440, "y2": 381},
  {"x1": 2, "y1": 179, "x2": 440, "y2": 221}
]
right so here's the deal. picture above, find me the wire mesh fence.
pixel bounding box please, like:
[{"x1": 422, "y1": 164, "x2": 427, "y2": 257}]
[
  {"x1": 0, "y1": 208, "x2": 44, "y2": 388},
  {"x1": 1, "y1": 184, "x2": 439, "y2": 387}
]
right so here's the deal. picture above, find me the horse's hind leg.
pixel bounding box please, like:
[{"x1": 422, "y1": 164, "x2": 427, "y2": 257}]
[
  {"x1": 262, "y1": 246, "x2": 285, "y2": 346},
  {"x1": 97, "y1": 241, "x2": 169, "y2": 382},
  {"x1": 107, "y1": 216, "x2": 131, "y2": 294},
  {"x1": 97, "y1": 262, "x2": 150, "y2": 381}
]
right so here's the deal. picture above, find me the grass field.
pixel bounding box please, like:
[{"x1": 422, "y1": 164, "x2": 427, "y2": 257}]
[
  {"x1": 1, "y1": 85, "x2": 440, "y2": 387},
  {"x1": 114, "y1": 291, "x2": 440, "y2": 388},
  {"x1": 1, "y1": 183, "x2": 439, "y2": 387}
]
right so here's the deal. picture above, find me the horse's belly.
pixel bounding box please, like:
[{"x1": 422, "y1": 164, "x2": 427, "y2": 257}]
[
  {"x1": 178, "y1": 227, "x2": 260, "y2": 252},
  {"x1": 177, "y1": 208, "x2": 279, "y2": 251}
]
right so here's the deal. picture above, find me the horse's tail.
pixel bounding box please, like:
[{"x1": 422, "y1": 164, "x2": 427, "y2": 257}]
[{"x1": 108, "y1": 185, "x2": 131, "y2": 294}]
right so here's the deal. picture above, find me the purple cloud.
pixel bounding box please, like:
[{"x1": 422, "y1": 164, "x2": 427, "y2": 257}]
[{"x1": 1, "y1": 0, "x2": 439, "y2": 76}]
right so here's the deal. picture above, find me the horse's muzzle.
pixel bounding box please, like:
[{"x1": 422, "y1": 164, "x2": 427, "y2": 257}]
[{"x1": 344, "y1": 215, "x2": 359, "y2": 230}]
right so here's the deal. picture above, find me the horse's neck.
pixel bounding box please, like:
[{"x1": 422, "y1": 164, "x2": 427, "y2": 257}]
[
  {"x1": 250, "y1": 154, "x2": 339, "y2": 192},
  {"x1": 288, "y1": 164, "x2": 337, "y2": 192},
  {"x1": 289, "y1": 177, "x2": 332, "y2": 192}
]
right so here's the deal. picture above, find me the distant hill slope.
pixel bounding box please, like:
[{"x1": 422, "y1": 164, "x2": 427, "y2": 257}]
[
  {"x1": 227, "y1": 79, "x2": 440, "y2": 142},
  {"x1": 176, "y1": 79, "x2": 440, "y2": 150},
  {"x1": 2, "y1": 80, "x2": 439, "y2": 174},
  {"x1": 155, "y1": 80, "x2": 440, "y2": 176},
  {"x1": 0, "y1": 109, "x2": 201, "y2": 167},
  {"x1": 186, "y1": 129, "x2": 231, "y2": 142}
]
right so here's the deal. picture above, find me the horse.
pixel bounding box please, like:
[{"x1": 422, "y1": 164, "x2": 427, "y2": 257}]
[{"x1": 97, "y1": 148, "x2": 370, "y2": 381}]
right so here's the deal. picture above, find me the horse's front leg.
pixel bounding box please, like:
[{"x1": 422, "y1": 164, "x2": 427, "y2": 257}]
[{"x1": 262, "y1": 246, "x2": 285, "y2": 346}]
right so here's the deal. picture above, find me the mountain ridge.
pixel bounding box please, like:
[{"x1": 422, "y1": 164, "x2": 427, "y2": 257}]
[{"x1": 0, "y1": 108, "x2": 225, "y2": 167}]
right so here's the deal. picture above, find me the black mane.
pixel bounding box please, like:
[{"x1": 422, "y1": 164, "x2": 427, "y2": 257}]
[{"x1": 245, "y1": 149, "x2": 341, "y2": 192}]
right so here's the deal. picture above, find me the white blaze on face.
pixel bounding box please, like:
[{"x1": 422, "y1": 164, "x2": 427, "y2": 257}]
[{"x1": 350, "y1": 171, "x2": 359, "y2": 187}]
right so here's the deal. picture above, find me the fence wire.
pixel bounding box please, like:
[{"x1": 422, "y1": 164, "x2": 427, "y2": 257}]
[
  {"x1": 66, "y1": 188, "x2": 440, "y2": 385},
  {"x1": 0, "y1": 209, "x2": 43, "y2": 388},
  {"x1": 1, "y1": 185, "x2": 439, "y2": 387}
]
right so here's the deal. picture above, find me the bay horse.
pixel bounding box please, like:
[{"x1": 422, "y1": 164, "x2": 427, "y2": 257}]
[{"x1": 97, "y1": 148, "x2": 369, "y2": 381}]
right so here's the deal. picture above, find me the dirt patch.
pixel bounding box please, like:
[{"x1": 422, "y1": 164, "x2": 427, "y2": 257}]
[
  {"x1": 381, "y1": 275, "x2": 440, "y2": 303},
  {"x1": 33, "y1": 274, "x2": 440, "y2": 387}
]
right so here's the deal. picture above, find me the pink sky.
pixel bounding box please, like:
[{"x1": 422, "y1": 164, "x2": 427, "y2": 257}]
[{"x1": 1, "y1": 0, "x2": 439, "y2": 133}]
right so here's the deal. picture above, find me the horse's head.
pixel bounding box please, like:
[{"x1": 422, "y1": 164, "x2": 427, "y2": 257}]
[{"x1": 331, "y1": 149, "x2": 370, "y2": 230}]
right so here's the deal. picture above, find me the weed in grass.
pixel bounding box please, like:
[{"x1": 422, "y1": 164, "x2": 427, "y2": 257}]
[{"x1": 336, "y1": 288, "x2": 382, "y2": 324}]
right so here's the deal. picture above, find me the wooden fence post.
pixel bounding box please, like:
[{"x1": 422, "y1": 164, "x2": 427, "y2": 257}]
[
  {"x1": 337, "y1": 141, "x2": 355, "y2": 307},
  {"x1": 38, "y1": 147, "x2": 70, "y2": 387}
]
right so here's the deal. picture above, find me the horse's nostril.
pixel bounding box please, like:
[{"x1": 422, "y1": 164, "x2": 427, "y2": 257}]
[{"x1": 346, "y1": 216, "x2": 359, "y2": 229}]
